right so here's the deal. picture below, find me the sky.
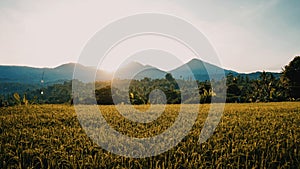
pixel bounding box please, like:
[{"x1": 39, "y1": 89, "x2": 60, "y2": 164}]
[{"x1": 0, "y1": 0, "x2": 299, "y2": 73}]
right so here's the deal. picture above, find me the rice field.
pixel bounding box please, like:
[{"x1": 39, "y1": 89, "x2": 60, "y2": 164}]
[{"x1": 0, "y1": 102, "x2": 299, "y2": 168}]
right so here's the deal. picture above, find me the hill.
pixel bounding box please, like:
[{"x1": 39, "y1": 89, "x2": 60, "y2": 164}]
[
  {"x1": 170, "y1": 59, "x2": 281, "y2": 80},
  {"x1": 114, "y1": 62, "x2": 166, "y2": 80},
  {"x1": 170, "y1": 58, "x2": 237, "y2": 81},
  {"x1": 0, "y1": 63, "x2": 113, "y2": 84},
  {"x1": 0, "y1": 59, "x2": 281, "y2": 85}
]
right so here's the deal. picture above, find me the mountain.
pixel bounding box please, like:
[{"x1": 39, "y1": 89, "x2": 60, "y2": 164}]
[
  {"x1": 169, "y1": 59, "x2": 281, "y2": 81},
  {"x1": 0, "y1": 65, "x2": 44, "y2": 84},
  {"x1": 114, "y1": 62, "x2": 166, "y2": 80},
  {"x1": 239, "y1": 71, "x2": 281, "y2": 80},
  {"x1": 71, "y1": 64, "x2": 112, "y2": 82},
  {"x1": 170, "y1": 58, "x2": 238, "y2": 81},
  {"x1": 0, "y1": 63, "x2": 113, "y2": 84},
  {"x1": 0, "y1": 59, "x2": 281, "y2": 85}
]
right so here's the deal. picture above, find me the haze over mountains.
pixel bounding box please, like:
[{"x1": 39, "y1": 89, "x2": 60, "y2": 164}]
[{"x1": 0, "y1": 58, "x2": 281, "y2": 84}]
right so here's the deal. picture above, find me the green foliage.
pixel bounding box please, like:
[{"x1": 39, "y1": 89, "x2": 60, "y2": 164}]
[
  {"x1": 282, "y1": 56, "x2": 300, "y2": 99},
  {"x1": 2, "y1": 56, "x2": 300, "y2": 106},
  {"x1": 226, "y1": 71, "x2": 287, "y2": 103},
  {"x1": 95, "y1": 86, "x2": 114, "y2": 105},
  {"x1": 165, "y1": 73, "x2": 175, "y2": 82},
  {"x1": 97, "y1": 78, "x2": 185, "y2": 105}
]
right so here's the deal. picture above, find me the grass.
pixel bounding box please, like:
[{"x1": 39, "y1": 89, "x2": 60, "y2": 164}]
[{"x1": 0, "y1": 102, "x2": 299, "y2": 168}]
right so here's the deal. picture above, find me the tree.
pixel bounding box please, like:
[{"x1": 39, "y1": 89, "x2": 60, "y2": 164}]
[
  {"x1": 165, "y1": 73, "x2": 175, "y2": 82},
  {"x1": 282, "y1": 56, "x2": 300, "y2": 99},
  {"x1": 95, "y1": 86, "x2": 114, "y2": 105},
  {"x1": 250, "y1": 71, "x2": 277, "y2": 102},
  {"x1": 226, "y1": 73, "x2": 241, "y2": 102},
  {"x1": 258, "y1": 71, "x2": 275, "y2": 102},
  {"x1": 227, "y1": 84, "x2": 241, "y2": 97}
]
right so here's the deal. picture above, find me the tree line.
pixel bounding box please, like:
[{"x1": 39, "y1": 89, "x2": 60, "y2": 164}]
[
  {"x1": 0, "y1": 56, "x2": 299, "y2": 106},
  {"x1": 95, "y1": 56, "x2": 300, "y2": 104}
]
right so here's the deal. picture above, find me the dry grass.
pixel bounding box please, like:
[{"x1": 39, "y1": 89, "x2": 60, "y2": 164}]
[{"x1": 0, "y1": 102, "x2": 299, "y2": 168}]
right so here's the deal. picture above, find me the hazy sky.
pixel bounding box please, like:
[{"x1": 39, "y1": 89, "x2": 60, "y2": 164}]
[{"x1": 0, "y1": 0, "x2": 299, "y2": 72}]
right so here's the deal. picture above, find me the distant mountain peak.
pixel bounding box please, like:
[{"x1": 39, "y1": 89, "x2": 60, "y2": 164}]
[
  {"x1": 54, "y1": 63, "x2": 77, "y2": 69},
  {"x1": 0, "y1": 59, "x2": 282, "y2": 84},
  {"x1": 189, "y1": 58, "x2": 202, "y2": 62},
  {"x1": 113, "y1": 61, "x2": 166, "y2": 80},
  {"x1": 120, "y1": 61, "x2": 145, "y2": 68},
  {"x1": 186, "y1": 58, "x2": 205, "y2": 66}
]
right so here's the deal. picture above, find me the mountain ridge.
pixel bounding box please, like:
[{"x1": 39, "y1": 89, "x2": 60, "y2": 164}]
[{"x1": 0, "y1": 59, "x2": 282, "y2": 84}]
